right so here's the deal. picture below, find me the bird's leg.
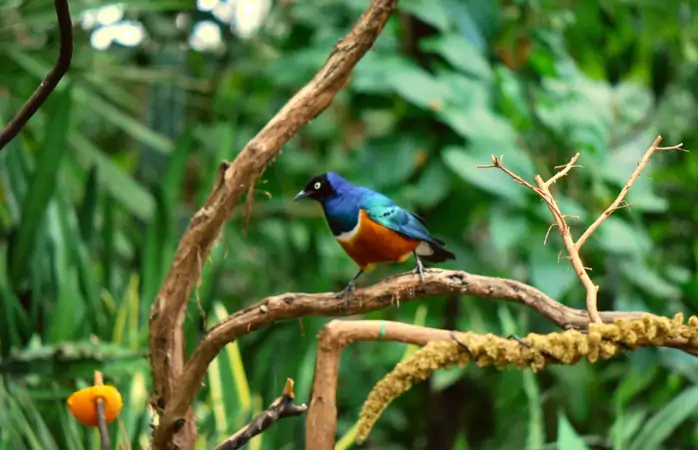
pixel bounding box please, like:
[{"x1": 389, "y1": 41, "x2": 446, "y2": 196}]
[
  {"x1": 412, "y1": 251, "x2": 425, "y2": 283},
  {"x1": 336, "y1": 269, "x2": 364, "y2": 309}
]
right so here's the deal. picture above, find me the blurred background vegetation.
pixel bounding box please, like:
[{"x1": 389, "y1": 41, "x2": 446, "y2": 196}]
[{"x1": 2, "y1": 0, "x2": 698, "y2": 449}]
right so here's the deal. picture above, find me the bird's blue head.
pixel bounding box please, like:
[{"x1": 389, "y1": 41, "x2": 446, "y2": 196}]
[{"x1": 293, "y1": 172, "x2": 353, "y2": 204}]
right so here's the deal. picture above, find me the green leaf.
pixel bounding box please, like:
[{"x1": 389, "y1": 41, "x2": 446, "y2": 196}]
[
  {"x1": 399, "y1": 0, "x2": 452, "y2": 32},
  {"x1": 595, "y1": 218, "x2": 652, "y2": 255},
  {"x1": 524, "y1": 369, "x2": 545, "y2": 450},
  {"x1": 358, "y1": 136, "x2": 421, "y2": 188},
  {"x1": 404, "y1": 160, "x2": 452, "y2": 208},
  {"x1": 529, "y1": 245, "x2": 577, "y2": 299},
  {"x1": 70, "y1": 133, "x2": 155, "y2": 221},
  {"x1": 351, "y1": 54, "x2": 414, "y2": 94},
  {"x1": 489, "y1": 207, "x2": 529, "y2": 253},
  {"x1": 442, "y1": 147, "x2": 527, "y2": 204},
  {"x1": 535, "y1": 76, "x2": 612, "y2": 154},
  {"x1": 8, "y1": 50, "x2": 173, "y2": 154},
  {"x1": 619, "y1": 259, "x2": 681, "y2": 299},
  {"x1": 391, "y1": 65, "x2": 453, "y2": 110},
  {"x1": 10, "y1": 86, "x2": 72, "y2": 282},
  {"x1": 628, "y1": 385, "x2": 698, "y2": 450},
  {"x1": 612, "y1": 409, "x2": 647, "y2": 450},
  {"x1": 421, "y1": 33, "x2": 492, "y2": 81},
  {"x1": 556, "y1": 412, "x2": 590, "y2": 450},
  {"x1": 77, "y1": 166, "x2": 99, "y2": 243}
]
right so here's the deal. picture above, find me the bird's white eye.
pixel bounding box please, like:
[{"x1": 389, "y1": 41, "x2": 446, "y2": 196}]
[{"x1": 314, "y1": 182, "x2": 322, "y2": 190}]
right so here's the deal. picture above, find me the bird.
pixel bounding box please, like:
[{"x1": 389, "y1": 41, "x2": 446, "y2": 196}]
[{"x1": 294, "y1": 172, "x2": 456, "y2": 307}]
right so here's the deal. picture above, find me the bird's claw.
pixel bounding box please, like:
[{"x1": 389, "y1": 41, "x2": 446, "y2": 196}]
[
  {"x1": 335, "y1": 283, "x2": 355, "y2": 310},
  {"x1": 412, "y1": 262, "x2": 425, "y2": 283}
]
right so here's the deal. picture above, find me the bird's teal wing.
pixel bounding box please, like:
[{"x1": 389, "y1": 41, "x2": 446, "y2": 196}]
[{"x1": 360, "y1": 192, "x2": 438, "y2": 244}]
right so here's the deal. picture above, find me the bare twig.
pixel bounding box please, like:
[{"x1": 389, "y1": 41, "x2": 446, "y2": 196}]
[
  {"x1": 546, "y1": 153, "x2": 581, "y2": 188},
  {"x1": 477, "y1": 136, "x2": 685, "y2": 324},
  {"x1": 533, "y1": 174, "x2": 603, "y2": 323},
  {"x1": 575, "y1": 136, "x2": 685, "y2": 249},
  {"x1": 94, "y1": 371, "x2": 111, "y2": 450},
  {"x1": 0, "y1": 0, "x2": 73, "y2": 151},
  {"x1": 148, "y1": 1, "x2": 399, "y2": 448},
  {"x1": 214, "y1": 378, "x2": 307, "y2": 450}
]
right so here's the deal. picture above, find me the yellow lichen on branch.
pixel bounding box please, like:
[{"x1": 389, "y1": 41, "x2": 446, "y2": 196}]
[{"x1": 355, "y1": 313, "x2": 698, "y2": 444}]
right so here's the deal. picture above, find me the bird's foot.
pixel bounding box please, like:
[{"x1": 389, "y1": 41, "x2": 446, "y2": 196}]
[
  {"x1": 412, "y1": 261, "x2": 425, "y2": 284},
  {"x1": 335, "y1": 282, "x2": 356, "y2": 310}
]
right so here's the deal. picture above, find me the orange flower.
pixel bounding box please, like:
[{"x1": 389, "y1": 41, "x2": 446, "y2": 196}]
[{"x1": 67, "y1": 385, "x2": 123, "y2": 427}]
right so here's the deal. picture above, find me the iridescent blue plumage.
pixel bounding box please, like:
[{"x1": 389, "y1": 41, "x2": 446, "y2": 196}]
[
  {"x1": 294, "y1": 171, "x2": 456, "y2": 307},
  {"x1": 299, "y1": 172, "x2": 454, "y2": 263}
]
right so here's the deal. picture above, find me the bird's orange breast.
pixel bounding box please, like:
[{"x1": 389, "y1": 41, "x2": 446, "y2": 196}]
[{"x1": 337, "y1": 209, "x2": 420, "y2": 270}]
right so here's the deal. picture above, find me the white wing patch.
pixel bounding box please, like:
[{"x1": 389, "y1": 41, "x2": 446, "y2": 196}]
[
  {"x1": 415, "y1": 241, "x2": 434, "y2": 256},
  {"x1": 335, "y1": 219, "x2": 361, "y2": 243}
]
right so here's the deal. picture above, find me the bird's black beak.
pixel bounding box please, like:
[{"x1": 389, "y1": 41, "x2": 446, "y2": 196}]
[{"x1": 293, "y1": 190, "x2": 308, "y2": 201}]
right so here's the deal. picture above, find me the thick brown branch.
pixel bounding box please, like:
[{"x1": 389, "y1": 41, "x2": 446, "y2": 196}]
[
  {"x1": 0, "y1": 0, "x2": 73, "y2": 151},
  {"x1": 148, "y1": 1, "x2": 398, "y2": 448},
  {"x1": 306, "y1": 320, "x2": 452, "y2": 449},
  {"x1": 306, "y1": 315, "x2": 698, "y2": 448},
  {"x1": 162, "y1": 268, "x2": 697, "y2": 444},
  {"x1": 214, "y1": 378, "x2": 307, "y2": 450}
]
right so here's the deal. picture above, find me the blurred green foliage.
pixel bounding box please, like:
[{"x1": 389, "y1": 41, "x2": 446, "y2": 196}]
[{"x1": 1, "y1": 0, "x2": 698, "y2": 449}]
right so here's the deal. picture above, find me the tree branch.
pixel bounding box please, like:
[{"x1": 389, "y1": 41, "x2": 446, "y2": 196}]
[
  {"x1": 213, "y1": 378, "x2": 307, "y2": 450},
  {"x1": 575, "y1": 136, "x2": 686, "y2": 249},
  {"x1": 306, "y1": 320, "x2": 453, "y2": 449},
  {"x1": 0, "y1": 0, "x2": 73, "y2": 151},
  {"x1": 148, "y1": 1, "x2": 399, "y2": 448},
  {"x1": 334, "y1": 316, "x2": 698, "y2": 445},
  {"x1": 159, "y1": 268, "x2": 698, "y2": 448},
  {"x1": 477, "y1": 136, "x2": 685, "y2": 324}
]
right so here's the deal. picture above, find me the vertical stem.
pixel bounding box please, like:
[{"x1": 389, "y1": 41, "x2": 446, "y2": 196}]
[{"x1": 94, "y1": 371, "x2": 111, "y2": 450}]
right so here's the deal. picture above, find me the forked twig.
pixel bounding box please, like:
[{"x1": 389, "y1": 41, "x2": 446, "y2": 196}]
[{"x1": 477, "y1": 136, "x2": 685, "y2": 324}]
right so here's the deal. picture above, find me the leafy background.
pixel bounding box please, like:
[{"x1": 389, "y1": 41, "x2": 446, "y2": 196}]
[{"x1": 2, "y1": 0, "x2": 698, "y2": 449}]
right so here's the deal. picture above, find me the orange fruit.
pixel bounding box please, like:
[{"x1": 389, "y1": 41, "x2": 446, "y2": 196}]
[{"x1": 67, "y1": 385, "x2": 123, "y2": 427}]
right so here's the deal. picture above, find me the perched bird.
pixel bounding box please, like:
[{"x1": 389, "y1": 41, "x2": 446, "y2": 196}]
[{"x1": 294, "y1": 172, "x2": 455, "y2": 307}]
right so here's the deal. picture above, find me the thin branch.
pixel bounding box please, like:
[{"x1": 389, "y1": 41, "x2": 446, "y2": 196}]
[
  {"x1": 214, "y1": 378, "x2": 307, "y2": 450},
  {"x1": 479, "y1": 154, "x2": 601, "y2": 321},
  {"x1": 546, "y1": 153, "x2": 581, "y2": 188},
  {"x1": 477, "y1": 136, "x2": 685, "y2": 324},
  {"x1": 148, "y1": 1, "x2": 399, "y2": 448},
  {"x1": 575, "y1": 136, "x2": 685, "y2": 250},
  {"x1": 94, "y1": 371, "x2": 111, "y2": 450},
  {"x1": 0, "y1": 0, "x2": 73, "y2": 151},
  {"x1": 533, "y1": 175, "x2": 603, "y2": 323}
]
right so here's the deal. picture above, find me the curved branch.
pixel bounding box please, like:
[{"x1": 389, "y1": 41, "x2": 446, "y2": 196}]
[
  {"x1": 149, "y1": 0, "x2": 399, "y2": 448},
  {"x1": 163, "y1": 268, "x2": 697, "y2": 445},
  {"x1": 0, "y1": 0, "x2": 73, "y2": 151},
  {"x1": 306, "y1": 320, "x2": 453, "y2": 449}
]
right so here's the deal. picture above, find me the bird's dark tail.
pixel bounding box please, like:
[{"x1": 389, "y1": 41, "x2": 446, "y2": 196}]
[{"x1": 418, "y1": 238, "x2": 456, "y2": 263}]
